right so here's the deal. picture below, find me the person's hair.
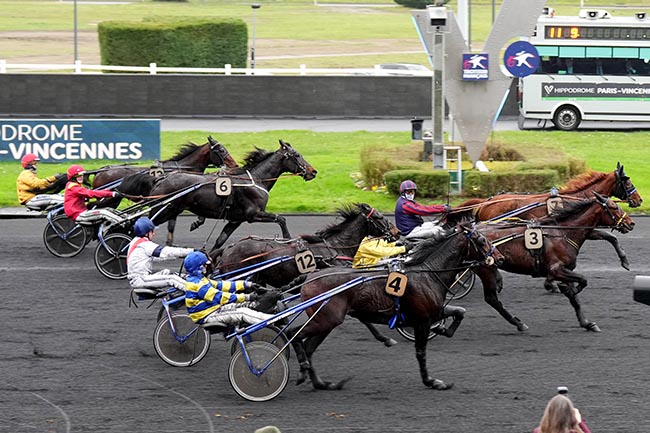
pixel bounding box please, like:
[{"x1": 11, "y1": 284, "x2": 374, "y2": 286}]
[{"x1": 537, "y1": 395, "x2": 584, "y2": 433}]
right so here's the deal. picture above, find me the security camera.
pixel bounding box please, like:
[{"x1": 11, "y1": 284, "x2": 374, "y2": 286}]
[{"x1": 427, "y1": 5, "x2": 447, "y2": 27}]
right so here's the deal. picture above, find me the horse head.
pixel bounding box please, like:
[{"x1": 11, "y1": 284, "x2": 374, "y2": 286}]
[
  {"x1": 278, "y1": 139, "x2": 317, "y2": 181},
  {"x1": 458, "y1": 223, "x2": 505, "y2": 267},
  {"x1": 355, "y1": 203, "x2": 399, "y2": 240},
  {"x1": 614, "y1": 162, "x2": 643, "y2": 208},
  {"x1": 208, "y1": 135, "x2": 239, "y2": 169},
  {"x1": 593, "y1": 191, "x2": 635, "y2": 233}
]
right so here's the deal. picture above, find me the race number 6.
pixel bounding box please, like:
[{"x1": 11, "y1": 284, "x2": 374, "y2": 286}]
[{"x1": 215, "y1": 177, "x2": 232, "y2": 196}]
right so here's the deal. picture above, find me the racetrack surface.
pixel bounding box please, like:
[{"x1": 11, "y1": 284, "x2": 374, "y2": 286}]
[{"x1": 1, "y1": 215, "x2": 650, "y2": 433}]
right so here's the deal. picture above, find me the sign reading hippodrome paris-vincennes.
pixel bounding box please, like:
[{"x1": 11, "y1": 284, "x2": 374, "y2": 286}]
[
  {"x1": 541, "y1": 82, "x2": 650, "y2": 99},
  {"x1": 0, "y1": 119, "x2": 160, "y2": 162}
]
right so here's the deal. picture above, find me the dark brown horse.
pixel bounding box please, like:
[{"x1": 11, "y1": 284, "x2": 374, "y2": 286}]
[
  {"x1": 146, "y1": 140, "x2": 317, "y2": 253},
  {"x1": 288, "y1": 224, "x2": 504, "y2": 392},
  {"x1": 214, "y1": 202, "x2": 401, "y2": 347},
  {"x1": 459, "y1": 162, "x2": 642, "y2": 286},
  {"x1": 474, "y1": 192, "x2": 634, "y2": 333},
  {"x1": 90, "y1": 135, "x2": 237, "y2": 191}
]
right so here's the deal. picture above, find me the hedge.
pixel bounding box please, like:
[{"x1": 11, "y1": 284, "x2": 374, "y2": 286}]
[
  {"x1": 385, "y1": 169, "x2": 451, "y2": 198},
  {"x1": 98, "y1": 18, "x2": 248, "y2": 68},
  {"x1": 463, "y1": 169, "x2": 560, "y2": 198}
]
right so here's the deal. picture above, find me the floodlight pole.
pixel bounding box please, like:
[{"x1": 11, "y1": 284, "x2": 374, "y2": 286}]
[
  {"x1": 251, "y1": 4, "x2": 261, "y2": 70},
  {"x1": 74, "y1": 0, "x2": 78, "y2": 61}
]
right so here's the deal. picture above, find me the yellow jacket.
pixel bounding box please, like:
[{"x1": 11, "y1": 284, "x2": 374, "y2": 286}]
[
  {"x1": 352, "y1": 237, "x2": 406, "y2": 268},
  {"x1": 16, "y1": 169, "x2": 56, "y2": 205}
]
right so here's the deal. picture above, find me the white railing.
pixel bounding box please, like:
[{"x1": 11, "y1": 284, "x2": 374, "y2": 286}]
[{"x1": 0, "y1": 60, "x2": 433, "y2": 77}]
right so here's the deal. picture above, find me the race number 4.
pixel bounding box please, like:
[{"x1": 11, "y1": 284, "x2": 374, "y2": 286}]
[
  {"x1": 294, "y1": 251, "x2": 317, "y2": 274},
  {"x1": 215, "y1": 177, "x2": 232, "y2": 196},
  {"x1": 524, "y1": 228, "x2": 543, "y2": 250},
  {"x1": 385, "y1": 271, "x2": 408, "y2": 297}
]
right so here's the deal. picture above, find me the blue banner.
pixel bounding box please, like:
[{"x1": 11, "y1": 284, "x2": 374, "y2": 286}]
[{"x1": 0, "y1": 119, "x2": 160, "y2": 162}]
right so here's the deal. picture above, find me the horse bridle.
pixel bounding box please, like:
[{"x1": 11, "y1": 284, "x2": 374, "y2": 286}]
[
  {"x1": 363, "y1": 206, "x2": 395, "y2": 240},
  {"x1": 614, "y1": 169, "x2": 637, "y2": 202},
  {"x1": 598, "y1": 198, "x2": 628, "y2": 232},
  {"x1": 462, "y1": 226, "x2": 498, "y2": 266},
  {"x1": 280, "y1": 146, "x2": 311, "y2": 178}
]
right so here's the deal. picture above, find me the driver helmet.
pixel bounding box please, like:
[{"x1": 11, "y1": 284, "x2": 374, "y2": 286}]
[
  {"x1": 67, "y1": 164, "x2": 85, "y2": 180},
  {"x1": 399, "y1": 180, "x2": 417, "y2": 194},
  {"x1": 184, "y1": 251, "x2": 209, "y2": 276},
  {"x1": 21, "y1": 153, "x2": 40, "y2": 168},
  {"x1": 133, "y1": 217, "x2": 156, "y2": 237}
]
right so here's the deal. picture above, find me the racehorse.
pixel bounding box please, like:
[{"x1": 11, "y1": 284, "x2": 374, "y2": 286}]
[
  {"x1": 109, "y1": 136, "x2": 239, "y2": 244},
  {"x1": 146, "y1": 140, "x2": 317, "y2": 253},
  {"x1": 473, "y1": 192, "x2": 634, "y2": 333},
  {"x1": 214, "y1": 202, "x2": 401, "y2": 347},
  {"x1": 288, "y1": 223, "x2": 504, "y2": 392},
  {"x1": 458, "y1": 162, "x2": 642, "y2": 287}
]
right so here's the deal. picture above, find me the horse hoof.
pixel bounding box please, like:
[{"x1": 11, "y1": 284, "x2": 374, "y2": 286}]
[
  {"x1": 621, "y1": 259, "x2": 630, "y2": 271},
  {"x1": 517, "y1": 323, "x2": 529, "y2": 332},
  {"x1": 383, "y1": 338, "x2": 398, "y2": 348},
  {"x1": 586, "y1": 323, "x2": 601, "y2": 332},
  {"x1": 431, "y1": 379, "x2": 453, "y2": 390}
]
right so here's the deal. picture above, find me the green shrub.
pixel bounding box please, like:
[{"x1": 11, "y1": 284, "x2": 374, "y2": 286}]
[
  {"x1": 463, "y1": 169, "x2": 560, "y2": 197},
  {"x1": 385, "y1": 169, "x2": 450, "y2": 198},
  {"x1": 359, "y1": 145, "x2": 421, "y2": 188},
  {"x1": 98, "y1": 18, "x2": 247, "y2": 68},
  {"x1": 479, "y1": 142, "x2": 525, "y2": 161}
]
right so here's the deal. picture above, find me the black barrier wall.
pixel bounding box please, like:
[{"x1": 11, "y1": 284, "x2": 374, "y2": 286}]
[{"x1": 0, "y1": 74, "x2": 518, "y2": 118}]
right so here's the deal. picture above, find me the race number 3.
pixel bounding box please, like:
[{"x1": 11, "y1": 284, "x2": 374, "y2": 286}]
[
  {"x1": 385, "y1": 271, "x2": 408, "y2": 297},
  {"x1": 294, "y1": 251, "x2": 317, "y2": 274},
  {"x1": 215, "y1": 177, "x2": 232, "y2": 196},
  {"x1": 524, "y1": 228, "x2": 543, "y2": 249},
  {"x1": 546, "y1": 197, "x2": 563, "y2": 214}
]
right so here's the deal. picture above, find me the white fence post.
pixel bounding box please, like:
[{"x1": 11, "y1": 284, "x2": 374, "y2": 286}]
[
  {"x1": 300, "y1": 64, "x2": 307, "y2": 76},
  {"x1": 74, "y1": 60, "x2": 82, "y2": 74},
  {"x1": 225, "y1": 64, "x2": 231, "y2": 75},
  {"x1": 0, "y1": 60, "x2": 5, "y2": 73},
  {"x1": 149, "y1": 63, "x2": 157, "y2": 75}
]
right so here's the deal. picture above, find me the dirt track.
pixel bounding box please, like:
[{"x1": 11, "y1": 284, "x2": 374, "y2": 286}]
[{"x1": 1, "y1": 215, "x2": 650, "y2": 433}]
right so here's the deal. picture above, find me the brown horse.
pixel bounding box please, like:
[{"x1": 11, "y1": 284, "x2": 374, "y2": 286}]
[
  {"x1": 288, "y1": 224, "x2": 504, "y2": 392},
  {"x1": 459, "y1": 162, "x2": 642, "y2": 285},
  {"x1": 473, "y1": 192, "x2": 634, "y2": 333}
]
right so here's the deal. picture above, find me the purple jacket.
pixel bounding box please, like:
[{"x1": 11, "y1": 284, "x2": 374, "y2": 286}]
[{"x1": 394, "y1": 195, "x2": 447, "y2": 236}]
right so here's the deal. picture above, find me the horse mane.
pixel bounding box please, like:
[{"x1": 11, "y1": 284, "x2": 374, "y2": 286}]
[
  {"x1": 166, "y1": 142, "x2": 203, "y2": 162},
  {"x1": 538, "y1": 198, "x2": 594, "y2": 223},
  {"x1": 559, "y1": 170, "x2": 607, "y2": 194},
  {"x1": 404, "y1": 227, "x2": 453, "y2": 266},
  {"x1": 314, "y1": 203, "x2": 365, "y2": 239},
  {"x1": 242, "y1": 147, "x2": 273, "y2": 169}
]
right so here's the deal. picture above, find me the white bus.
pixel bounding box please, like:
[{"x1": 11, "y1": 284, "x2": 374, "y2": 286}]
[{"x1": 518, "y1": 7, "x2": 650, "y2": 130}]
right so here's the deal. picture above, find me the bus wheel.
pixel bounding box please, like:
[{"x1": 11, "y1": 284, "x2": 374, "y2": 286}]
[{"x1": 553, "y1": 106, "x2": 581, "y2": 131}]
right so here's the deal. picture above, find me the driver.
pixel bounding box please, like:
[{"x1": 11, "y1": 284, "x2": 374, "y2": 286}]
[
  {"x1": 16, "y1": 153, "x2": 65, "y2": 210},
  {"x1": 63, "y1": 164, "x2": 123, "y2": 225},
  {"x1": 183, "y1": 251, "x2": 273, "y2": 327},
  {"x1": 352, "y1": 236, "x2": 410, "y2": 269},
  {"x1": 394, "y1": 179, "x2": 450, "y2": 239},
  {"x1": 127, "y1": 217, "x2": 194, "y2": 292}
]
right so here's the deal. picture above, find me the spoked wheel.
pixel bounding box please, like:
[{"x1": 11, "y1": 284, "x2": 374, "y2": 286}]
[
  {"x1": 94, "y1": 233, "x2": 132, "y2": 279},
  {"x1": 43, "y1": 215, "x2": 88, "y2": 258},
  {"x1": 228, "y1": 341, "x2": 289, "y2": 402},
  {"x1": 395, "y1": 318, "x2": 447, "y2": 342},
  {"x1": 230, "y1": 325, "x2": 290, "y2": 360},
  {"x1": 153, "y1": 312, "x2": 211, "y2": 367},
  {"x1": 446, "y1": 271, "x2": 476, "y2": 300}
]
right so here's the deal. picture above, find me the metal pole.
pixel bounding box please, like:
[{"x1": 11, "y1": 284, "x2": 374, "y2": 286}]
[
  {"x1": 432, "y1": 26, "x2": 445, "y2": 170},
  {"x1": 74, "y1": 0, "x2": 78, "y2": 61},
  {"x1": 251, "y1": 4, "x2": 261, "y2": 69}
]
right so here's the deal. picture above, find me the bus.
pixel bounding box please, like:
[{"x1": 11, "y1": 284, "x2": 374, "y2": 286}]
[{"x1": 518, "y1": 7, "x2": 650, "y2": 130}]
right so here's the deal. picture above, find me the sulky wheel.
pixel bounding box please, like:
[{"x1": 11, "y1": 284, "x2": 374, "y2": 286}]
[
  {"x1": 395, "y1": 318, "x2": 446, "y2": 342},
  {"x1": 230, "y1": 325, "x2": 290, "y2": 360},
  {"x1": 94, "y1": 233, "x2": 131, "y2": 279},
  {"x1": 43, "y1": 214, "x2": 88, "y2": 258},
  {"x1": 228, "y1": 341, "x2": 289, "y2": 402},
  {"x1": 446, "y1": 271, "x2": 476, "y2": 300},
  {"x1": 153, "y1": 312, "x2": 211, "y2": 367}
]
